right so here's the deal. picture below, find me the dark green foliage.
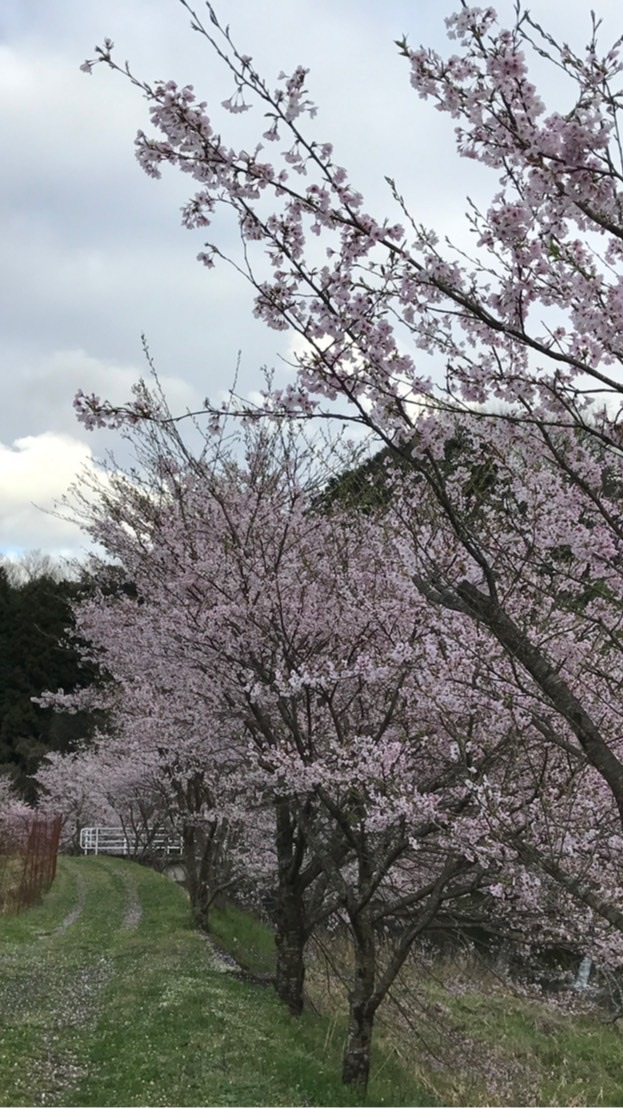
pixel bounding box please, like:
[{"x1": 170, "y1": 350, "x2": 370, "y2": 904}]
[
  {"x1": 318, "y1": 426, "x2": 498, "y2": 518},
  {"x1": 317, "y1": 440, "x2": 417, "y2": 516},
  {"x1": 0, "y1": 567, "x2": 101, "y2": 801}
]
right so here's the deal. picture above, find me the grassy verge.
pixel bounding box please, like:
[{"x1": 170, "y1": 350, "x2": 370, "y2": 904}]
[
  {"x1": 0, "y1": 859, "x2": 431, "y2": 1107},
  {"x1": 0, "y1": 856, "x2": 27, "y2": 915},
  {"x1": 303, "y1": 933, "x2": 623, "y2": 1107},
  {"x1": 413, "y1": 969, "x2": 623, "y2": 1106},
  {"x1": 210, "y1": 899, "x2": 277, "y2": 976}
]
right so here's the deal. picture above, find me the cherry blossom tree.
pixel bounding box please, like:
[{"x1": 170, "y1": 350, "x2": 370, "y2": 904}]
[
  {"x1": 46, "y1": 420, "x2": 350, "y2": 989},
  {"x1": 35, "y1": 736, "x2": 178, "y2": 857},
  {"x1": 35, "y1": 748, "x2": 114, "y2": 851},
  {"x1": 37, "y1": 595, "x2": 250, "y2": 928},
  {"x1": 74, "y1": 2, "x2": 623, "y2": 990},
  {"x1": 0, "y1": 775, "x2": 31, "y2": 830},
  {"x1": 43, "y1": 401, "x2": 623, "y2": 1089}
]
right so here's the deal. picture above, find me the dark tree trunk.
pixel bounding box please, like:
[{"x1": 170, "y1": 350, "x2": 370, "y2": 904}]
[
  {"x1": 182, "y1": 820, "x2": 216, "y2": 932},
  {"x1": 273, "y1": 799, "x2": 308, "y2": 1016},
  {"x1": 274, "y1": 890, "x2": 307, "y2": 1016},
  {"x1": 342, "y1": 1001, "x2": 375, "y2": 1089},
  {"x1": 341, "y1": 908, "x2": 377, "y2": 1091},
  {"x1": 189, "y1": 873, "x2": 212, "y2": 931}
]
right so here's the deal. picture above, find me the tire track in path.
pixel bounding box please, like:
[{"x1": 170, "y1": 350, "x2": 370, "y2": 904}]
[
  {"x1": 120, "y1": 863, "x2": 143, "y2": 930},
  {"x1": 52, "y1": 869, "x2": 87, "y2": 934},
  {"x1": 0, "y1": 857, "x2": 127, "y2": 1108}
]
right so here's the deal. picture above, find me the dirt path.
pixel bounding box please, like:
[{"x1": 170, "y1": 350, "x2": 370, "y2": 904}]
[
  {"x1": 1, "y1": 857, "x2": 425, "y2": 1108},
  {"x1": 52, "y1": 871, "x2": 87, "y2": 934},
  {"x1": 0, "y1": 856, "x2": 240, "y2": 1108},
  {"x1": 0, "y1": 858, "x2": 134, "y2": 1106},
  {"x1": 119, "y1": 866, "x2": 143, "y2": 931},
  {"x1": 28, "y1": 956, "x2": 114, "y2": 1107}
]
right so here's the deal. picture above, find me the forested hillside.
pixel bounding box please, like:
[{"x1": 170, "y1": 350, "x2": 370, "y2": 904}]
[{"x1": 0, "y1": 562, "x2": 100, "y2": 800}]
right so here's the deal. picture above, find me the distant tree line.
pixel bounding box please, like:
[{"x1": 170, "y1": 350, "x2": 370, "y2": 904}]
[{"x1": 0, "y1": 553, "x2": 102, "y2": 801}]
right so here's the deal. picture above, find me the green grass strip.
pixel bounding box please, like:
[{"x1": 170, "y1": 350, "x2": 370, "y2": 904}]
[{"x1": 0, "y1": 857, "x2": 430, "y2": 1107}]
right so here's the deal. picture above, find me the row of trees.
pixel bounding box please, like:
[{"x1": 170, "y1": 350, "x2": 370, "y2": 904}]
[
  {"x1": 36, "y1": 0, "x2": 623, "y2": 1091},
  {"x1": 36, "y1": 410, "x2": 623, "y2": 1090}
]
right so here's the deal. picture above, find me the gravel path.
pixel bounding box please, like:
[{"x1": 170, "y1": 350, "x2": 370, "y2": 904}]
[
  {"x1": 202, "y1": 933, "x2": 240, "y2": 972},
  {"x1": 0, "y1": 858, "x2": 128, "y2": 1107},
  {"x1": 31, "y1": 957, "x2": 114, "y2": 1107},
  {"x1": 0, "y1": 857, "x2": 249, "y2": 1108}
]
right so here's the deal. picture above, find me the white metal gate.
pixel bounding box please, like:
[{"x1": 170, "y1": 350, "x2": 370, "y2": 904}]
[{"x1": 79, "y1": 826, "x2": 182, "y2": 856}]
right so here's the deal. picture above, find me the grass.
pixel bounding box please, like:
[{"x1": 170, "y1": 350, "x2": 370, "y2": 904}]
[
  {"x1": 210, "y1": 898, "x2": 277, "y2": 977},
  {"x1": 6, "y1": 859, "x2": 623, "y2": 1106},
  {"x1": 429, "y1": 981, "x2": 623, "y2": 1106},
  {"x1": 0, "y1": 858, "x2": 431, "y2": 1107},
  {"x1": 302, "y1": 934, "x2": 623, "y2": 1107},
  {"x1": 0, "y1": 855, "x2": 25, "y2": 915}
]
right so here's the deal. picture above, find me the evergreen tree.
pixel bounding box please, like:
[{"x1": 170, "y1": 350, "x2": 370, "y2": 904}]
[{"x1": 0, "y1": 564, "x2": 101, "y2": 801}]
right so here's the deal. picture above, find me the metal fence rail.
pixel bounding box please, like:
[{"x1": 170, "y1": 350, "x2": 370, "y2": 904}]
[{"x1": 79, "y1": 826, "x2": 182, "y2": 857}]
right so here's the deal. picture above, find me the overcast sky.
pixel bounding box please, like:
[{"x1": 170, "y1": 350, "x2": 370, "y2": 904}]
[{"x1": 1, "y1": 0, "x2": 620, "y2": 558}]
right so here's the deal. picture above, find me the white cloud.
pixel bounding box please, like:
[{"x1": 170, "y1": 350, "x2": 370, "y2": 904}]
[{"x1": 0, "y1": 432, "x2": 100, "y2": 554}]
